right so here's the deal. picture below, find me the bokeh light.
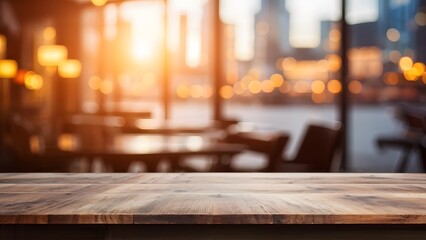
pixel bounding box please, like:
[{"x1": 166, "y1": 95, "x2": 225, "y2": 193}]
[
  {"x1": 100, "y1": 80, "x2": 113, "y2": 94},
  {"x1": 43, "y1": 27, "x2": 56, "y2": 41},
  {"x1": 327, "y1": 79, "x2": 342, "y2": 94},
  {"x1": 176, "y1": 84, "x2": 190, "y2": 99},
  {"x1": 399, "y1": 57, "x2": 413, "y2": 71},
  {"x1": 311, "y1": 80, "x2": 325, "y2": 94},
  {"x1": 386, "y1": 28, "x2": 400, "y2": 42},
  {"x1": 91, "y1": 0, "x2": 108, "y2": 7},
  {"x1": 384, "y1": 72, "x2": 399, "y2": 85},
  {"x1": 89, "y1": 76, "x2": 102, "y2": 90},
  {"x1": 248, "y1": 80, "x2": 262, "y2": 94},
  {"x1": 220, "y1": 85, "x2": 234, "y2": 99},
  {"x1": 190, "y1": 84, "x2": 203, "y2": 98},
  {"x1": 24, "y1": 71, "x2": 43, "y2": 90},
  {"x1": 261, "y1": 80, "x2": 275, "y2": 93},
  {"x1": 349, "y1": 80, "x2": 362, "y2": 94},
  {"x1": 415, "y1": 12, "x2": 426, "y2": 26},
  {"x1": 311, "y1": 93, "x2": 326, "y2": 104},
  {"x1": 326, "y1": 54, "x2": 341, "y2": 72},
  {"x1": 270, "y1": 74, "x2": 284, "y2": 87},
  {"x1": 279, "y1": 82, "x2": 292, "y2": 93},
  {"x1": 282, "y1": 57, "x2": 297, "y2": 72}
]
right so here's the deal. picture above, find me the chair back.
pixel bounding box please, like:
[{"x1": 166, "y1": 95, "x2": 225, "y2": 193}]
[
  {"x1": 293, "y1": 122, "x2": 342, "y2": 172},
  {"x1": 225, "y1": 132, "x2": 289, "y2": 172}
]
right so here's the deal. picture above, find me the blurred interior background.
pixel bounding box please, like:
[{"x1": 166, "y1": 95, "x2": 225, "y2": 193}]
[{"x1": 1, "y1": 0, "x2": 426, "y2": 173}]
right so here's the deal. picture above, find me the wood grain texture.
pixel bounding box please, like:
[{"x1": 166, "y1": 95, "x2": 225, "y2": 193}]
[{"x1": 0, "y1": 173, "x2": 425, "y2": 224}]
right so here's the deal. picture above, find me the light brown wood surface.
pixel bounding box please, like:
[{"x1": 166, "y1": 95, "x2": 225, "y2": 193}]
[{"x1": 0, "y1": 173, "x2": 425, "y2": 224}]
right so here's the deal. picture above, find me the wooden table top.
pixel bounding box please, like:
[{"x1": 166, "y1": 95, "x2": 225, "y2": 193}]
[{"x1": 0, "y1": 173, "x2": 425, "y2": 224}]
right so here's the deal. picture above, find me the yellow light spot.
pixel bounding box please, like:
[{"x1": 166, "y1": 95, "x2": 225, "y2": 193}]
[
  {"x1": 279, "y1": 82, "x2": 292, "y2": 93},
  {"x1": 37, "y1": 45, "x2": 67, "y2": 67},
  {"x1": 91, "y1": 0, "x2": 108, "y2": 7},
  {"x1": 327, "y1": 79, "x2": 342, "y2": 94},
  {"x1": 282, "y1": 57, "x2": 297, "y2": 72},
  {"x1": 311, "y1": 80, "x2": 325, "y2": 94},
  {"x1": 413, "y1": 62, "x2": 425, "y2": 77},
  {"x1": 270, "y1": 74, "x2": 284, "y2": 87},
  {"x1": 190, "y1": 85, "x2": 203, "y2": 98},
  {"x1": 177, "y1": 84, "x2": 190, "y2": 99},
  {"x1": 100, "y1": 80, "x2": 113, "y2": 94},
  {"x1": 58, "y1": 59, "x2": 81, "y2": 78},
  {"x1": 415, "y1": 12, "x2": 426, "y2": 26},
  {"x1": 404, "y1": 69, "x2": 419, "y2": 81},
  {"x1": 248, "y1": 80, "x2": 262, "y2": 94},
  {"x1": 262, "y1": 80, "x2": 275, "y2": 93},
  {"x1": 329, "y1": 29, "x2": 341, "y2": 42},
  {"x1": 399, "y1": 56, "x2": 413, "y2": 71},
  {"x1": 220, "y1": 85, "x2": 234, "y2": 99},
  {"x1": 311, "y1": 93, "x2": 326, "y2": 104},
  {"x1": 389, "y1": 50, "x2": 401, "y2": 64},
  {"x1": 0, "y1": 59, "x2": 18, "y2": 78},
  {"x1": 89, "y1": 76, "x2": 102, "y2": 90},
  {"x1": 294, "y1": 81, "x2": 310, "y2": 93},
  {"x1": 326, "y1": 54, "x2": 341, "y2": 72},
  {"x1": 349, "y1": 80, "x2": 362, "y2": 94},
  {"x1": 386, "y1": 28, "x2": 400, "y2": 42},
  {"x1": 24, "y1": 71, "x2": 43, "y2": 90},
  {"x1": 384, "y1": 72, "x2": 399, "y2": 85},
  {"x1": 241, "y1": 76, "x2": 253, "y2": 89},
  {"x1": 43, "y1": 27, "x2": 56, "y2": 41},
  {"x1": 256, "y1": 21, "x2": 269, "y2": 35}
]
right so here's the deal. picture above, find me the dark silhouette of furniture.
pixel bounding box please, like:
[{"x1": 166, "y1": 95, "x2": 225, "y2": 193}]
[
  {"x1": 214, "y1": 131, "x2": 289, "y2": 172},
  {"x1": 276, "y1": 122, "x2": 342, "y2": 172},
  {"x1": 376, "y1": 105, "x2": 426, "y2": 172}
]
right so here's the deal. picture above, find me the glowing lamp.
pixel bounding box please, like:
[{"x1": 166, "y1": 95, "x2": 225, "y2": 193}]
[
  {"x1": 37, "y1": 45, "x2": 68, "y2": 67},
  {"x1": 0, "y1": 59, "x2": 18, "y2": 78},
  {"x1": 91, "y1": 0, "x2": 108, "y2": 7},
  {"x1": 58, "y1": 59, "x2": 82, "y2": 78}
]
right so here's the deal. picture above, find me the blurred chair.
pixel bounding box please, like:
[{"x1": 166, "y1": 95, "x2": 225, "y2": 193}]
[
  {"x1": 218, "y1": 131, "x2": 289, "y2": 172},
  {"x1": 376, "y1": 106, "x2": 426, "y2": 172},
  {"x1": 276, "y1": 122, "x2": 342, "y2": 172}
]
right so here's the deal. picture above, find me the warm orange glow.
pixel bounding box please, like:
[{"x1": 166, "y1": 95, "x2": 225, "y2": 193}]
[
  {"x1": 326, "y1": 54, "x2": 341, "y2": 72},
  {"x1": 282, "y1": 57, "x2": 297, "y2": 71},
  {"x1": 43, "y1": 27, "x2": 56, "y2": 41},
  {"x1": 143, "y1": 73, "x2": 157, "y2": 86},
  {"x1": 91, "y1": 0, "x2": 108, "y2": 7},
  {"x1": 423, "y1": 73, "x2": 426, "y2": 84},
  {"x1": 248, "y1": 80, "x2": 262, "y2": 94},
  {"x1": 384, "y1": 72, "x2": 399, "y2": 85},
  {"x1": 389, "y1": 50, "x2": 401, "y2": 63},
  {"x1": 14, "y1": 70, "x2": 28, "y2": 84},
  {"x1": 311, "y1": 80, "x2": 325, "y2": 94},
  {"x1": 349, "y1": 80, "x2": 362, "y2": 94},
  {"x1": 279, "y1": 82, "x2": 292, "y2": 93},
  {"x1": 294, "y1": 81, "x2": 310, "y2": 93},
  {"x1": 202, "y1": 85, "x2": 213, "y2": 98},
  {"x1": 415, "y1": 12, "x2": 426, "y2": 26},
  {"x1": 89, "y1": 76, "x2": 102, "y2": 90},
  {"x1": 275, "y1": 58, "x2": 284, "y2": 70},
  {"x1": 413, "y1": 62, "x2": 425, "y2": 77},
  {"x1": 220, "y1": 85, "x2": 234, "y2": 99},
  {"x1": 176, "y1": 84, "x2": 190, "y2": 99},
  {"x1": 327, "y1": 79, "x2": 341, "y2": 94},
  {"x1": 190, "y1": 85, "x2": 203, "y2": 98},
  {"x1": 386, "y1": 28, "x2": 400, "y2": 42},
  {"x1": 403, "y1": 69, "x2": 419, "y2": 81},
  {"x1": 100, "y1": 80, "x2": 113, "y2": 94},
  {"x1": 261, "y1": 80, "x2": 275, "y2": 93},
  {"x1": 270, "y1": 74, "x2": 284, "y2": 87},
  {"x1": 24, "y1": 71, "x2": 43, "y2": 90},
  {"x1": 58, "y1": 134, "x2": 78, "y2": 151},
  {"x1": 0, "y1": 35, "x2": 5, "y2": 59},
  {"x1": 311, "y1": 93, "x2": 326, "y2": 104},
  {"x1": 0, "y1": 59, "x2": 18, "y2": 78},
  {"x1": 399, "y1": 57, "x2": 413, "y2": 71},
  {"x1": 38, "y1": 45, "x2": 67, "y2": 67},
  {"x1": 58, "y1": 59, "x2": 82, "y2": 78}
]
